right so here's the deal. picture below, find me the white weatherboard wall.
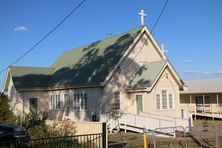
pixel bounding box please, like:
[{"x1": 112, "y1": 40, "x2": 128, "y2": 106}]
[
  {"x1": 147, "y1": 67, "x2": 181, "y2": 118},
  {"x1": 21, "y1": 91, "x2": 49, "y2": 113},
  {"x1": 7, "y1": 77, "x2": 23, "y2": 115},
  {"x1": 48, "y1": 87, "x2": 102, "y2": 122},
  {"x1": 124, "y1": 67, "x2": 182, "y2": 118},
  {"x1": 9, "y1": 84, "x2": 103, "y2": 122},
  {"x1": 100, "y1": 28, "x2": 187, "y2": 132},
  {"x1": 102, "y1": 32, "x2": 164, "y2": 115}
]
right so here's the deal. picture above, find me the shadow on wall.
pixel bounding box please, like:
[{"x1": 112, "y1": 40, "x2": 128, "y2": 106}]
[
  {"x1": 12, "y1": 32, "x2": 150, "y2": 121},
  {"x1": 9, "y1": 85, "x2": 22, "y2": 114}
]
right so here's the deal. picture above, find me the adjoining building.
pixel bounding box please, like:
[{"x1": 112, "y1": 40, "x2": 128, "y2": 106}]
[{"x1": 180, "y1": 78, "x2": 222, "y2": 119}]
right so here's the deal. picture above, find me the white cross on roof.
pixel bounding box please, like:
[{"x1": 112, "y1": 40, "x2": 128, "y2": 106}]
[{"x1": 138, "y1": 10, "x2": 147, "y2": 26}]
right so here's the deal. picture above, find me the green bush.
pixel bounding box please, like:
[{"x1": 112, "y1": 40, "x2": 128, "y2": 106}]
[
  {"x1": 22, "y1": 110, "x2": 76, "y2": 138},
  {"x1": 28, "y1": 121, "x2": 77, "y2": 139},
  {"x1": 22, "y1": 110, "x2": 48, "y2": 129},
  {"x1": 28, "y1": 123, "x2": 61, "y2": 139},
  {"x1": 0, "y1": 93, "x2": 17, "y2": 124}
]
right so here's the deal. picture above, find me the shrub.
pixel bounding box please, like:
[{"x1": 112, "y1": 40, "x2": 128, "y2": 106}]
[
  {"x1": 28, "y1": 121, "x2": 76, "y2": 139},
  {"x1": 0, "y1": 93, "x2": 17, "y2": 124},
  {"x1": 47, "y1": 120, "x2": 76, "y2": 135},
  {"x1": 22, "y1": 110, "x2": 48, "y2": 129},
  {"x1": 22, "y1": 110, "x2": 76, "y2": 138}
]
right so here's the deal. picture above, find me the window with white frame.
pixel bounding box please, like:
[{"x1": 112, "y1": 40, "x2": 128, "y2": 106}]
[
  {"x1": 73, "y1": 93, "x2": 87, "y2": 111},
  {"x1": 64, "y1": 94, "x2": 70, "y2": 116},
  {"x1": 64, "y1": 94, "x2": 71, "y2": 106},
  {"x1": 74, "y1": 94, "x2": 80, "y2": 111},
  {"x1": 50, "y1": 95, "x2": 54, "y2": 109},
  {"x1": 162, "y1": 90, "x2": 167, "y2": 109},
  {"x1": 156, "y1": 90, "x2": 174, "y2": 110},
  {"x1": 114, "y1": 92, "x2": 120, "y2": 110},
  {"x1": 50, "y1": 94, "x2": 60, "y2": 109},
  {"x1": 169, "y1": 94, "x2": 173, "y2": 109},
  {"x1": 156, "y1": 94, "x2": 160, "y2": 110},
  {"x1": 81, "y1": 93, "x2": 87, "y2": 110}
]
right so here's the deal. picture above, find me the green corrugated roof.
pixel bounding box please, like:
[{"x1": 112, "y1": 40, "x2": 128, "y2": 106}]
[
  {"x1": 128, "y1": 60, "x2": 167, "y2": 89},
  {"x1": 48, "y1": 26, "x2": 143, "y2": 87},
  {"x1": 10, "y1": 66, "x2": 53, "y2": 89},
  {"x1": 9, "y1": 26, "x2": 143, "y2": 89}
]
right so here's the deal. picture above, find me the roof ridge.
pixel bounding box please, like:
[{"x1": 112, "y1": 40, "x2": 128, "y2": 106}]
[
  {"x1": 186, "y1": 77, "x2": 222, "y2": 82},
  {"x1": 61, "y1": 26, "x2": 144, "y2": 54}
]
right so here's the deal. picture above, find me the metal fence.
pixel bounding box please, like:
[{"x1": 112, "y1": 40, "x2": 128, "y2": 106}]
[
  {"x1": 30, "y1": 133, "x2": 103, "y2": 148},
  {"x1": 0, "y1": 133, "x2": 105, "y2": 148},
  {"x1": 108, "y1": 124, "x2": 222, "y2": 148},
  {"x1": 0, "y1": 123, "x2": 107, "y2": 148},
  {"x1": 0, "y1": 133, "x2": 104, "y2": 148}
]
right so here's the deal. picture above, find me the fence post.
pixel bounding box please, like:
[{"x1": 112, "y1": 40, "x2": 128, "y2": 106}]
[
  {"x1": 124, "y1": 123, "x2": 127, "y2": 133},
  {"x1": 102, "y1": 122, "x2": 107, "y2": 148},
  {"x1": 152, "y1": 131, "x2": 157, "y2": 148},
  {"x1": 216, "y1": 130, "x2": 219, "y2": 148},
  {"x1": 143, "y1": 128, "x2": 147, "y2": 148}
]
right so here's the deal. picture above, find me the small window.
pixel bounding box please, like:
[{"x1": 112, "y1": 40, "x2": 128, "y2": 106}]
[
  {"x1": 50, "y1": 95, "x2": 55, "y2": 109},
  {"x1": 114, "y1": 92, "x2": 120, "y2": 110},
  {"x1": 162, "y1": 90, "x2": 167, "y2": 109},
  {"x1": 156, "y1": 94, "x2": 160, "y2": 110},
  {"x1": 73, "y1": 93, "x2": 87, "y2": 111},
  {"x1": 50, "y1": 94, "x2": 60, "y2": 110},
  {"x1": 64, "y1": 94, "x2": 70, "y2": 116},
  {"x1": 64, "y1": 94, "x2": 70, "y2": 106},
  {"x1": 80, "y1": 93, "x2": 87, "y2": 110},
  {"x1": 156, "y1": 90, "x2": 174, "y2": 110},
  {"x1": 83, "y1": 93, "x2": 87, "y2": 110},
  {"x1": 55, "y1": 95, "x2": 60, "y2": 109},
  {"x1": 169, "y1": 94, "x2": 173, "y2": 109},
  {"x1": 74, "y1": 94, "x2": 80, "y2": 111},
  {"x1": 29, "y1": 98, "x2": 37, "y2": 113}
]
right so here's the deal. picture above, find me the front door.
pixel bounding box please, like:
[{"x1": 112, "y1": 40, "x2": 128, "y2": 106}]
[
  {"x1": 136, "y1": 95, "x2": 143, "y2": 114},
  {"x1": 29, "y1": 98, "x2": 37, "y2": 113}
]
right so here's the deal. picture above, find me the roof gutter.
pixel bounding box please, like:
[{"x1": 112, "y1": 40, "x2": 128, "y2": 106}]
[
  {"x1": 126, "y1": 87, "x2": 147, "y2": 93},
  {"x1": 180, "y1": 91, "x2": 222, "y2": 95},
  {"x1": 17, "y1": 84, "x2": 101, "y2": 92}
]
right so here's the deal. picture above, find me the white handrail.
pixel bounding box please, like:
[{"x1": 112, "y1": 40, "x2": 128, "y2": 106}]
[{"x1": 101, "y1": 112, "x2": 191, "y2": 133}]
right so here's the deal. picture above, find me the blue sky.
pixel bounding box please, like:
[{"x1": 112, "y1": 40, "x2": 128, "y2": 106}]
[{"x1": 0, "y1": 0, "x2": 222, "y2": 90}]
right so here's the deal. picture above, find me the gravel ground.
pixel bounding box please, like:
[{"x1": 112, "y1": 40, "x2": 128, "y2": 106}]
[{"x1": 108, "y1": 120, "x2": 222, "y2": 148}]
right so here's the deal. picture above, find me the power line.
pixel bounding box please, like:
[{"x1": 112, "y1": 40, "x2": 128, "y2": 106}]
[
  {"x1": 150, "y1": 0, "x2": 169, "y2": 34},
  {"x1": 125, "y1": 0, "x2": 169, "y2": 68},
  {"x1": 0, "y1": 0, "x2": 86, "y2": 74}
]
